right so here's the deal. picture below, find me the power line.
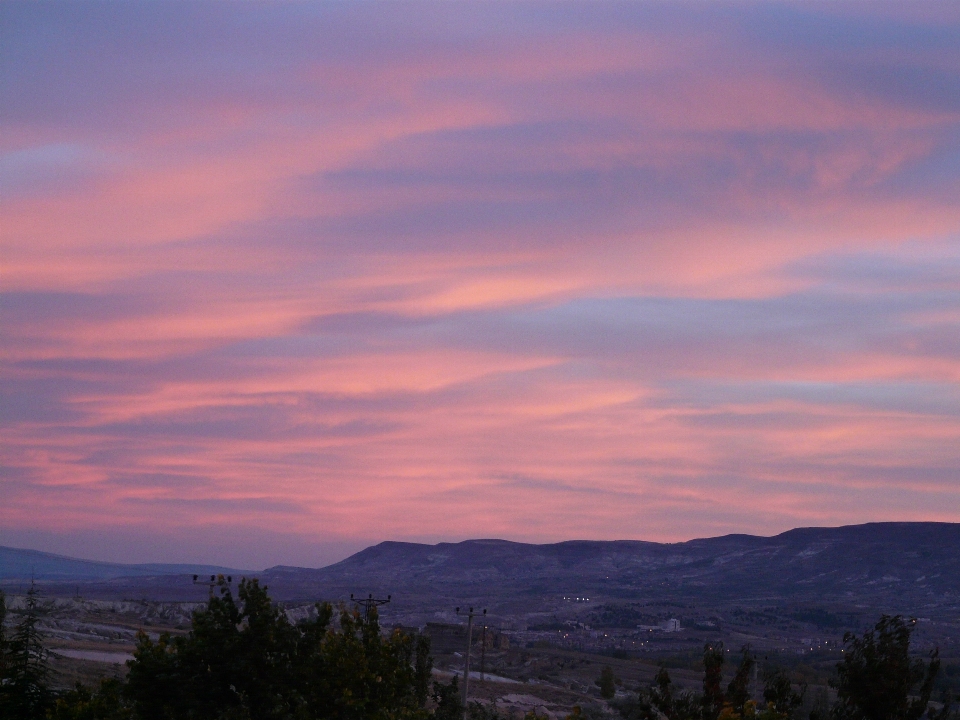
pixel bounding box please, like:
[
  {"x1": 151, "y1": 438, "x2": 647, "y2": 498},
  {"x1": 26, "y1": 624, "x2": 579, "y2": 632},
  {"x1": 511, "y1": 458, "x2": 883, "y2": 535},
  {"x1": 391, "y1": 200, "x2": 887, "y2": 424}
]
[{"x1": 350, "y1": 592, "x2": 391, "y2": 620}]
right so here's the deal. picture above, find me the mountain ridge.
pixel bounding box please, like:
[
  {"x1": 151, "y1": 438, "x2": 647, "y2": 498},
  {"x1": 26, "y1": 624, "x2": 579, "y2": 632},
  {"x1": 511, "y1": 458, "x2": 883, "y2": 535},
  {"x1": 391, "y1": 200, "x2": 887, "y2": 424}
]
[
  {"x1": 3, "y1": 523, "x2": 958, "y2": 608},
  {"x1": 257, "y1": 522, "x2": 959, "y2": 606},
  {"x1": 0, "y1": 545, "x2": 249, "y2": 582}
]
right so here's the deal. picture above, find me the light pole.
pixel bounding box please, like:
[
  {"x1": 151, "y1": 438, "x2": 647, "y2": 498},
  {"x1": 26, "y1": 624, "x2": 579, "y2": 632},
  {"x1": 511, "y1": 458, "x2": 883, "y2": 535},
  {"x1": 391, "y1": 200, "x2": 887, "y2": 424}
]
[{"x1": 455, "y1": 606, "x2": 485, "y2": 717}]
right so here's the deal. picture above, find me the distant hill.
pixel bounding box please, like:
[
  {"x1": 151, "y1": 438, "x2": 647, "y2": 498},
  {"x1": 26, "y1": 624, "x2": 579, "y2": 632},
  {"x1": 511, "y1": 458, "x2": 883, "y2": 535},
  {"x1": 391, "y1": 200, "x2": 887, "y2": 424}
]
[
  {"x1": 5, "y1": 523, "x2": 958, "y2": 611},
  {"x1": 259, "y1": 522, "x2": 960, "y2": 605},
  {"x1": 0, "y1": 546, "x2": 248, "y2": 582}
]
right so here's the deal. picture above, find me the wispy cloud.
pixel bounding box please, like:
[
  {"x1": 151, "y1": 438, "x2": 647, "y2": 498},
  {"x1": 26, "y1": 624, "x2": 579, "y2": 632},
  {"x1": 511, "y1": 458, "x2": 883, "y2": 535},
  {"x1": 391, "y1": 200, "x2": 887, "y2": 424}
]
[{"x1": 1, "y1": 1, "x2": 958, "y2": 566}]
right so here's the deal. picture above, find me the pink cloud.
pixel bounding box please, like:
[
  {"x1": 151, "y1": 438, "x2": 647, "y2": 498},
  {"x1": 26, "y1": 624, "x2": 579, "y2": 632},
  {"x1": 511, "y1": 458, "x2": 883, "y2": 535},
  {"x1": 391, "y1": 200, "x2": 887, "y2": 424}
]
[{"x1": 1, "y1": 2, "x2": 958, "y2": 565}]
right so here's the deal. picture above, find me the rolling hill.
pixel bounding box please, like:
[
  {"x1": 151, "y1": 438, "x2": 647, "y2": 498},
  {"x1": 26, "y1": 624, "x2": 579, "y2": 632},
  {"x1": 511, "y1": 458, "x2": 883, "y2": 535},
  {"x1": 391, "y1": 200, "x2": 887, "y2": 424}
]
[
  {"x1": 259, "y1": 522, "x2": 960, "y2": 605},
  {"x1": 0, "y1": 545, "x2": 246, "y2": 582},
  {"x1": 4, "y1": 523, "x2": 957, "y2": 611}
]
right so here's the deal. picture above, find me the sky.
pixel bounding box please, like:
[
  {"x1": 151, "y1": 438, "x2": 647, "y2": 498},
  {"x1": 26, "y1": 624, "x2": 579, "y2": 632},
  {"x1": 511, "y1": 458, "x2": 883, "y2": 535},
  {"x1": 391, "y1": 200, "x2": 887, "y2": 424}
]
[{"x1": 1, "y1": 2, "x2": 959, "y2": 570}]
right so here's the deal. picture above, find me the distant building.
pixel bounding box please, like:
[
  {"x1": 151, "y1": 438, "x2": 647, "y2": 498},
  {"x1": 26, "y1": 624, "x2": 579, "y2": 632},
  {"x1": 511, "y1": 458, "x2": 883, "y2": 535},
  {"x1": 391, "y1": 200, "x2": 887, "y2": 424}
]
[
  {"x1": 637, "y1": 618, "x2": 682, "y2": 633},
  {"x1": 423, "y1": 622, "x2": 467, "y2": 653},
  {"x1": 661, "y1": 618, "x2": 681, "y2": 632}
]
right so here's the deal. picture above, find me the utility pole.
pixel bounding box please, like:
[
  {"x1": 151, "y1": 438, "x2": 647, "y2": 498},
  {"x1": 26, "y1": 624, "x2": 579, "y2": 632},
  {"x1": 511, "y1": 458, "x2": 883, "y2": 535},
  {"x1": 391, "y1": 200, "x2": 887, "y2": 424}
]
[
  {"x1": 455, "y1": 606, "x2": 485, "y2": 717},
  {"x1": 480, "y1": 621, "x2": 487, "y2": 682},
  {"x1": 193, "y1": 573, "x2": 233, "y2": 599},
  {"x1": 350, "y1": 593, "x2": 391, "y2": 620}
]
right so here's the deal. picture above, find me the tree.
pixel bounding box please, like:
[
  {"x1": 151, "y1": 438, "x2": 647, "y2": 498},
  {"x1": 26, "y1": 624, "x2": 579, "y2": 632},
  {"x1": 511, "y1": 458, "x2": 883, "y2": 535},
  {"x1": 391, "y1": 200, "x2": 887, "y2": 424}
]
[
  {"x1": 467, "y1": 700, "x2": 507, "y2": 719},
  {"x1": 611, "y1": 648, "x2": 807, "y2": 720},
  {"x1": 832, "y1": 614, "x2": 940, "y2": 720},
  {"x1": 124, "y1": 578, "x2": 432, "y2": 719},
  {"x1": 760, "y1": 667, "x2": 803, "y2": 717},
  {"x1": 647, "y1": 666, "x2": 700, "y2": 720},
  {"x1": 431, "y1": 676, "x2": 463, "y2": 720},
  {"x1": 598, "y1": 665, "x2": 617, "y2": 699},
  {"x1": 725, "y1": 646, "x2": 755, "y2": 716},
  {"x1": 49, "y1": 678, "x2": 131, "y2": 720},
  {"x1": 651, "y1": 666, "x2": 678, "y2": 716},
  {"x1": 414, "y1": 635, "x2": 433, "y2": 708},
  {"x1": 0, "y1": 590, "x2": 7, "y2": 685},
  {"x1": 702, "y1": 643, "x2": 725, "y2": 720},
  {"x1": 296, "y1": 598, "x2": 430, "y2": 719},
  {"x1": 0, "y1": 583, "x2": 52, "y2": 720},
  {"x1": 611, "y1": 666, "x2": 701, "y2": 720}
]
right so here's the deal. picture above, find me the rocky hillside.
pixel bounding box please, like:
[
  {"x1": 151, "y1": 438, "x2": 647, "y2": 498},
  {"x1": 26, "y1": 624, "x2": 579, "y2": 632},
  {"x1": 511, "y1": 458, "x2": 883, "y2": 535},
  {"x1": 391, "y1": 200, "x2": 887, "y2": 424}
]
[
  {"x1": 5, "y1": 523, "x2": 957, "y2": 611},
  {"x1": 261, "y1": 522, "x2": 960, "y2": 605}
]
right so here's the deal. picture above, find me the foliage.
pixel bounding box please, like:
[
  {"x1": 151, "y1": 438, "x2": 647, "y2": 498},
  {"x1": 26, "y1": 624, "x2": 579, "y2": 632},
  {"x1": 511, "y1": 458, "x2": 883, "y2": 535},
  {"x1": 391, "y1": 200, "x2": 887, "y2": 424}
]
[
  {"x1": 48, "y1": 679, "x2": 131, "y2": 720},
  {"x1": 651, "y1": 665, "x2": 701, "y2": 719},
  {"x1": 3, "y1": 578, "x2": 448, "y2": 719},
  {"x1": 0, "y1": 590, "x2": 6, "y2": 688},
  {"x1": 123, "y1": 578, "x2": 431, "y2": 719},
  {"x1": 0, "y1": 583, "x2": 53, "y2": 720},
  {"x1": 612, "y1": 647, "x2": 805, "y2": 720},
  {"x1": 759, "y1": 667, "x2": 803, "y2": 716},
  {"x1": 790, "y1": 610, "x2": 857, "y2": 630},
  {"x1": 598, "y1": 665, "x2": 617, "y2": 699},
  {"x1": 617, "y1": 667, "x2": 701, "y2": 720},
  {"x1": 3, "y1": 594, "x2": 953, "y2": 720},
  {"x1": 610, "y1": 665, "x2": 700, "y2": 720},
  {"x1": 725, "y1": 646, "x2": 755, "y2": 716},
  {"x1": 702, "y1": 642, "x2": 726, "y2": 720},
  {"x1": 588, "y1": 605, "x2": 661, "y2": 629},
  {"x1": 831, "y1": 614, "x2": 945, "y2": 720},
  {"x1": 431, "y1": 676, "x2": 463, "y2": 720},
  {"x1": 467, "y1": 700, "x2": 508, "y2": 719},
  {"x1": 807, "y1": 686, "x2": 831, "y2": 720}
]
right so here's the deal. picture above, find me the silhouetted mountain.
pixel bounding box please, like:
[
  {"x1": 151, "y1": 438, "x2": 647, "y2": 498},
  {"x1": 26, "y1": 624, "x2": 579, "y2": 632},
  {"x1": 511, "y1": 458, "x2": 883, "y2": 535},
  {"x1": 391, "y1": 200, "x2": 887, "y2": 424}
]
[
  {"x1": 0, "y1": 545, "x2": 247, "y2": 582},
  {"x1": 5, "y1": 524, "x2": 957, "y2": 613},
  {"x1": 259, "y1": 522, "x2": 960, "y2": 605}
]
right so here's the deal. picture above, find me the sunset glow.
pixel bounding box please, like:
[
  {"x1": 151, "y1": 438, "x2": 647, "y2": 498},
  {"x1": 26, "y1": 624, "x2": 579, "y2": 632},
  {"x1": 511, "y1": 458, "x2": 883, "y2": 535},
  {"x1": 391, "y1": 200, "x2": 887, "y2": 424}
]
[{"x1": 2, "y1": 2, "x2": 959, "y2": 568}]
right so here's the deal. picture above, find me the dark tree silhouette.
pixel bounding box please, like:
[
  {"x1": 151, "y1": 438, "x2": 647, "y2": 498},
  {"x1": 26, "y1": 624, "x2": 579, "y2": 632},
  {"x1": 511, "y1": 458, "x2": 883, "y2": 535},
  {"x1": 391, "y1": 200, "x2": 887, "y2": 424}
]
[
  {"x1": 612, "y1": 646, "x2": 804, "y2": 720},
  {"x1": 761, "y1": 666, "x2": 804, "y2": 715},
  {"x1": 725, "y1": 646, "x2": 755, "y2": 716},
  {"x1": 0, "y1": 584, "x2": 52, "y2": 720},
  {"x1": 598, "y1": 665, "x2": 617, "y2": 699},
  {"x1": 124, "y1": 578, "x2": 432, "y2": 719},
  {"x1": 48, "y1": 678, "x2": 130, "y2": 720},
  {"x1": 832, "y1": 614, "x2": 941, "y2": 720},
  {"x1": 702, "y1": 642, "x2": 725, "y2": 720},
  {"x1": 431, "y1": 676, "x2": 463, "y2": 720},
  {"x1": 0, "y1": 590, "x2": 7, "y2": 684}
]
